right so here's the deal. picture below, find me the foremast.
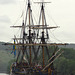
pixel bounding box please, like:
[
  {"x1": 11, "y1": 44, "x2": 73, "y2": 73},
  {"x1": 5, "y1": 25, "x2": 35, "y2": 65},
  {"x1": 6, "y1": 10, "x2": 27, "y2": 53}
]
[{"x1": 10, "y1": 0, "x2": 34, "y2": 66}]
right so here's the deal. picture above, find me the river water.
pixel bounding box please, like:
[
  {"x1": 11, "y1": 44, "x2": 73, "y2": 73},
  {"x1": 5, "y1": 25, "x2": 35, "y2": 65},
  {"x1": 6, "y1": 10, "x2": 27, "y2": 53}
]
[{"x1": 0, "y1": 73, "x2": 8, "y2": 75}]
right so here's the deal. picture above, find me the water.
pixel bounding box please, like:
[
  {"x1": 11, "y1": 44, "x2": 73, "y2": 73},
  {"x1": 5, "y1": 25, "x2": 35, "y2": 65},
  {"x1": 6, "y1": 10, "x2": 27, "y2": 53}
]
[{"x1": 0, "y1": 73, "x2": 8, "y2": 75}]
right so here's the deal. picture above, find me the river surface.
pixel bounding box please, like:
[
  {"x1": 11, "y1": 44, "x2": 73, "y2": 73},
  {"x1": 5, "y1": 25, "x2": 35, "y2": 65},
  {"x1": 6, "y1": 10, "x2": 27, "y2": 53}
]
[{"x1": 0, "y1": 73, "x2": 8, "y2": 75}]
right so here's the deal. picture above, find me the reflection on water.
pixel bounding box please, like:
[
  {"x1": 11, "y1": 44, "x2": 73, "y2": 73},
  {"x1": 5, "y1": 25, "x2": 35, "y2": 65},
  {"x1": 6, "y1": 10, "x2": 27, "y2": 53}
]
[{"x1": 0, "y1": 73, "x2": 8, "y2": 75}]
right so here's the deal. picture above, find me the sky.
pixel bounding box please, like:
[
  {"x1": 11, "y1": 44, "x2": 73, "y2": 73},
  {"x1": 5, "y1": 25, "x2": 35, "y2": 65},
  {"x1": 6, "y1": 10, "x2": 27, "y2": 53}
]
[{"x1": 0, "y1": 0, "x2": 75, "y2": 43}]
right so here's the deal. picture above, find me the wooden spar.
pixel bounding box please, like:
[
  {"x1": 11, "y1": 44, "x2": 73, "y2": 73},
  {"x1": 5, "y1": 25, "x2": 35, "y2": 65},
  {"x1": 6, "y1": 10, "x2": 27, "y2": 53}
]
[
  {"x1": 27, "y1": 25, "x2": 49, "y2": 27},
  {"x1": 10, "y1": 25, "x2": 59, "y2": 29},
  {"x1": 12, "y1": 38, "x2": 23, "y2": 40},
  {"x1": 42, "y1": 3, "x2": 45, "y2": 67},
  {"x1": 42, "y1": 4, "x2": 44, "y2": 32},
  {"x1": 42, "y1": 46, "x2": 45, "y2": 67},
  {"x1": 31, "y1": 26, "x2": 58, "y2": 29},
  {"x1": 42, "y1": 51, "x2": 64, "y2": 71},
  {"x1": 10, "y1": 26, "x2": 23, "y2": 28},
  {"x1": 48, "y1": 49, "x2": 61, "y2": 62},
  {"x1": 29, "y1": 6, "x2": 30, "y2": 29},
  {"x1": 22, "y1": 20, "x2": 25, "y2": 59},
  {"x1": 4, "y1": 43, "x2": 67, "y2": 46},
  {"x1": 34, "y1": 2, "x2": 51, "y2": 4},
  {"x1": 6, "y1": 47, "x2": 38, "y2": 50},
  {"x1": 28, "y1": 1, "x2": 32, "y2": 65}
]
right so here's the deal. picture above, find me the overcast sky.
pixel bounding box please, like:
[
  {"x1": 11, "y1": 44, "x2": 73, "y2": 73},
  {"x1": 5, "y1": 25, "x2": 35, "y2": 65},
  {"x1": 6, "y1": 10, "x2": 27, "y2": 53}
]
[{"x1": 0, "y1": 0, "x2": 75, "y2": 43}]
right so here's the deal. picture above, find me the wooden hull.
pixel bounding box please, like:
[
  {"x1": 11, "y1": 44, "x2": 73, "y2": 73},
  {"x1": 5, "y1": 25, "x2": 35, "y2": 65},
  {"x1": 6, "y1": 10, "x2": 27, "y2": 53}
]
[
  {"x1": 10, "y1": 66, "x2": 49, "y2": 75},
  {"x1": 10, "y1": 71, "x2": 48, "y2": 75}
]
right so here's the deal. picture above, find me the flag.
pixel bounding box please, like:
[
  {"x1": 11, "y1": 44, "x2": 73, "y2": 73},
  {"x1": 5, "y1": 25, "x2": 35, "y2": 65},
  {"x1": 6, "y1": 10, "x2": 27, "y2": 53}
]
[{"x1": 11, "y1": 39, "x2": 16, "y2": 58}]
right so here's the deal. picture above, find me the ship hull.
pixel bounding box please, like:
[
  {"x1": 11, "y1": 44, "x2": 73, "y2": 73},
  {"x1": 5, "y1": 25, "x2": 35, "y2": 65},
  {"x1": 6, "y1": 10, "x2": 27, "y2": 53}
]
[
  {"x1": 10, "y1": 66, "x2": 48, "y2": 75},
  {"x1": 10, "y1": 71, "x2": 48, "y2": 75}
]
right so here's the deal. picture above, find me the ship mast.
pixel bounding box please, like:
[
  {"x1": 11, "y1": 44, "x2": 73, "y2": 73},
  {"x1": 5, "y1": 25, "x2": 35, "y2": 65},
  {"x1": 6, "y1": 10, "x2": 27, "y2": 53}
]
[
  {"x1": 42, "y1": 3, "x2": 45, "y2": 67},
  {"x1": 37, "y1": 1, "x2": 51, "y2": 68},
  {"x1": 9, "y1": 0, "x2": 33, "y2": 65},
  {"x1": 28, "y1": 0, "x2": 32, "y2": 66}
]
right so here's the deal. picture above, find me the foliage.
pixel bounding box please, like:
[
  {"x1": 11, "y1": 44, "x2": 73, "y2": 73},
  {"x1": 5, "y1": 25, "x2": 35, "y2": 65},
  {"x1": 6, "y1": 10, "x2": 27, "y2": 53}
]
[
  {"x1": 54, "y1": 48, "x2": 75, "y2": 75},
  {"x1": 37, "y1": 46, "x2": 75, "y2": 75},
  {"x1": 0, "y1": 42, "x2": 75, "y2": 75}
]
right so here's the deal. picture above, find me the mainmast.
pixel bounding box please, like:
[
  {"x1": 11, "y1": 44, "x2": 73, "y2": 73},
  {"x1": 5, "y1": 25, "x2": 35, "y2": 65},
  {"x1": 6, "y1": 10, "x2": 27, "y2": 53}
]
[
  {"x1": 34, "y1": 1, "x2": 57, "y2": 68},
  {"x1": 37, "y1": 1, "x2": 51, "y2": 68},
  {"x1": 28, "y1": 0, "x2": 32, "y2": 66},
  {"x1": 42, "y1": 3, "x2": 45, "y2": 67}
]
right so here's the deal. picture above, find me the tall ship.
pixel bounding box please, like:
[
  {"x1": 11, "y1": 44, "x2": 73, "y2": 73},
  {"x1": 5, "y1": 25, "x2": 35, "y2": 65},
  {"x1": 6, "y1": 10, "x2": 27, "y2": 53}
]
[{"x1": 5, "y1": 0, "x2": 66, "y2": 75}]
